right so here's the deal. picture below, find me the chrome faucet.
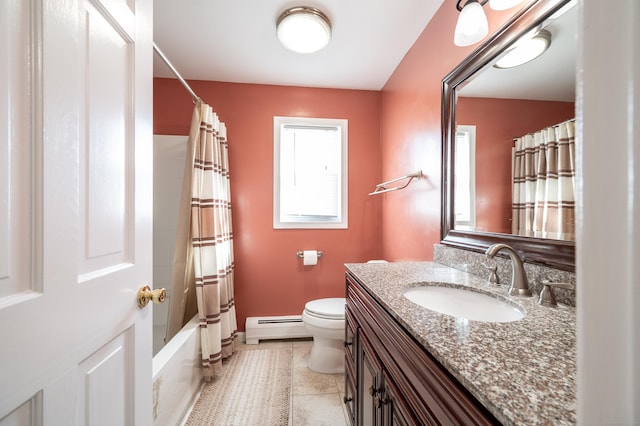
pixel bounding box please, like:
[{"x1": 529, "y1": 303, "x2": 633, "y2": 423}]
[{"x1": 485, "y1": 243, "x2": 532, "y2": 297}]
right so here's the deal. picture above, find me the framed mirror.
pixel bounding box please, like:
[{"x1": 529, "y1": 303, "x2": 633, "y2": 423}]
[{"x1": 441, "y1": 0, "x2": 576, "y2": 271}]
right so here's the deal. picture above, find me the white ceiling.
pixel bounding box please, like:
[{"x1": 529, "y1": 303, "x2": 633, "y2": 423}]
[
  {"x1": 153, "y1": 0, "x2": 577, "y2": 100},
  {"x1": 153, "y1": 0, "x2": 445, "y2": 91}
]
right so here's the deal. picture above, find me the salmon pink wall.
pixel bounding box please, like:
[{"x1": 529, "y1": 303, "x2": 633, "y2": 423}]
[
  {"x1": 457, "y1": 97, "x2": 575, "y2": 234},
  {"x1": 380, "y1": 3, "x2": 534, "y2": 260},
  {"x1": 154, "y1": 79, "x2": 382, "y2": 330}
]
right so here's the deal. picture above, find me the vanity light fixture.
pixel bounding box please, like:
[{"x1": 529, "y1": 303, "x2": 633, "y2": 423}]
[
  {"x1": 494, "y1": 29, "x2": 552, "y2": 68},
  {"x1": 488, "y1": 0, "x2": 526, "y2": 10},
  {"x1": 454, "y1": 0, "x2": 489, "y2": 47},
  {"x1": 276, "y1": 7, "x2": 332, "y2": 54}
]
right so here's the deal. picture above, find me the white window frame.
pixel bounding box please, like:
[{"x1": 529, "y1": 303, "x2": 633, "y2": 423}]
[
  {"x1": 454, "y1": 125, "x2": 476, "y2": 229},
  {"x1": 273, "y1": 116, "x2": 348, "y2": 229}
]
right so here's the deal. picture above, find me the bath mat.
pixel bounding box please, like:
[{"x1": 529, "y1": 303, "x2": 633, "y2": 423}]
[{"x1": 185, "y1": 347, "x2": 292, "y2": 426}]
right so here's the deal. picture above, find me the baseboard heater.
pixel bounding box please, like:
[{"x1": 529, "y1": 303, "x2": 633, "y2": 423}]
[{"x1": 245, "y1": 315, "x2": 311, "y2": 344}]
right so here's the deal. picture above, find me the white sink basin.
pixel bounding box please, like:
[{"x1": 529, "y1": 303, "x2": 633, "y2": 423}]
[{"x1": 403, "y1": 285, "x2": 525, "y2": 323}]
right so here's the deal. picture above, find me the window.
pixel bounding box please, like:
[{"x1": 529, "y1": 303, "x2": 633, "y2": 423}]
[
  {"x1": 274, "y1": 116, "x2": 348, "y2": 229},
  {"x1": 454, "y1": 125, "x2": 476, "y2": 229}
]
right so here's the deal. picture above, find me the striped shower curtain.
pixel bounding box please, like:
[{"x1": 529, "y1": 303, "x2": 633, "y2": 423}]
[
  {"x1": 512, "y1": 119, "x2": 576, "y2": 240},
  {"x1": 166, "y1": 101, "x2": 237, "y2": 380}
]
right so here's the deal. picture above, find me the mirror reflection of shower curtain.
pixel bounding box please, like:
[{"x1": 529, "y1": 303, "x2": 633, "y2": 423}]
[
  {"x1": 165, "y1": 101, "x2": 238, "y2": 380},
  {"x1": 512, "y1": 119, "x2": 576, "y2": 240}
]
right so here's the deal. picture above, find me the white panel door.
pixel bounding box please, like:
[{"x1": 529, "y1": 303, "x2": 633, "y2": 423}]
[{"x1": 0, "y1": 0, "x2": 153, "y2": 424}]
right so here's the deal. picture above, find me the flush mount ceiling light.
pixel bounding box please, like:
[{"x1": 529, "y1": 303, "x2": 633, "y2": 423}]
[
  {"x1": 488, "y1": 0, "x2": 526, "y2": 10},
  {"x1": 494, "y1": 29, "x2": 552, "y2": 68},
  {"x1": 276, "y1": 6, "x2": 332, "y2": 54},
  {"x1": 454, "y1": 0, "x2": 489, "y2": 47}
]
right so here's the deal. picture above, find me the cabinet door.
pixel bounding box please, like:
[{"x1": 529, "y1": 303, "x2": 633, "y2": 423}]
[
  {"x1": 382, "y1": 371, "x2": 421, "y2": 426},
  {"x1": 345, "y1": 308, "x2": 357, "y2": 363},
  {"x1": 345, "y1": 307, "x2": 358, "y2": 425},
  {"x1": 359, "y1": 334, "x2": 384, "y2": 425},
  {"x1": 344, "y1": 363, "x2": 357, "y2": 426}
]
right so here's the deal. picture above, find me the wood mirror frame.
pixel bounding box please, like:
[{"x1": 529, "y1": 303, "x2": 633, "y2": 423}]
[{"x1": 441, "y1": 0, "x2": 575, "y2": 272}]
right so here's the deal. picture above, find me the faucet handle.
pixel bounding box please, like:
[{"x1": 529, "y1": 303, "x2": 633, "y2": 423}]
[
  {"x1": 481, "y1": 262, "x2": 500, "y2": 286},
  {"x1": 538, "y1": 281, "x2": 574, "y2": 307}
]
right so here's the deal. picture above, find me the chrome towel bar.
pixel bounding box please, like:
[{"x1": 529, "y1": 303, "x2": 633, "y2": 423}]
[{"x1": 369, "y1": 171, "x2": 423, "y2": 196}]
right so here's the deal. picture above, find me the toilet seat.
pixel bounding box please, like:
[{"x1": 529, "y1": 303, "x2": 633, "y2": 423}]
[{"x1": 304, "y1": 298, "x2": 345, "y2": 320}]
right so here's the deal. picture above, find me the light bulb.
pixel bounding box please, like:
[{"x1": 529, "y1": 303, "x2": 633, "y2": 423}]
[{"x1": 454, "y1": 1, "x2": 489, "y2": 47}]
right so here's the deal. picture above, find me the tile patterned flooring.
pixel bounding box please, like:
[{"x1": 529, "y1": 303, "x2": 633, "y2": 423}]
[{"x1": 235, "y1": 338, "x2": 349, "y2": 426}]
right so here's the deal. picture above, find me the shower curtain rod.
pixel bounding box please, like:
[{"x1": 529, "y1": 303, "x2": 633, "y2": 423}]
[
  {"x1": 153, "y1": 42, "x2": 201, "y2": 104},
  {"x1": 512, "y1": 117, "x2": 576, "y2": 141}
]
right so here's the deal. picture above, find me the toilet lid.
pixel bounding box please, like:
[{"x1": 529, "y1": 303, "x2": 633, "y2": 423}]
[{"x1": 305, "y1": 298, "x2": 345, "y2": 319}]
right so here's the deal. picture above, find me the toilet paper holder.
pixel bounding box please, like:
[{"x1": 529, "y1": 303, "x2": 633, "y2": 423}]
[{"x1": 296, "y1": 250, "x2": 323, "y2": 259}]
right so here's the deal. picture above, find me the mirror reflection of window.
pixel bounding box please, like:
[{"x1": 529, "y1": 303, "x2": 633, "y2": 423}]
[{"x1": 454, "y1": 125, "x2": 476, "y2": 229}]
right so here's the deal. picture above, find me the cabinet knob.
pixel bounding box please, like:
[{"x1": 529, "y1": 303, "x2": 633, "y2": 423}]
[
  {"x1": 344, "y1": 340, "x2": 353, "y2": 347},
  {"x1": 374, "y1": 394, "x2": 389, "y2": 408},
  {"x1": 343, "y1": 396, "x2": 353, "y2": 404}
]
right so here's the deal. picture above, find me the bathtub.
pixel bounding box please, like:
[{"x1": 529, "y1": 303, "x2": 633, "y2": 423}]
[{"x1": 152, "y1": 315, "x2": 202, "y2": 426}]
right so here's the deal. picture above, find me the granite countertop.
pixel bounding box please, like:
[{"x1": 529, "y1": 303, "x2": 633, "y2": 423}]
[{"x1": 344, "y1": 261, "x2": 576, "y2": 426}]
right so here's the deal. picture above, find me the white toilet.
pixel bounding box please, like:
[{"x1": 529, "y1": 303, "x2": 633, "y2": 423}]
[{"x1": 301, "y1": 297, "x2": 346, "y2": 374}]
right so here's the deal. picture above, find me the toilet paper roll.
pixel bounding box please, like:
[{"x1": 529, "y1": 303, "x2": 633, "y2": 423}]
[{"x1": 303, "y1": 250, "x2": 318, "y2": 266}]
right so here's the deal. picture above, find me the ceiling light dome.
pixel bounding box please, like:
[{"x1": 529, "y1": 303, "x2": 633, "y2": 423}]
[
  {"x1": 277, "y1": 7, "x2": 332, "y2": 54},
  {"x1": 494, "y1": 29, "x2": 552, "y2": 68}
]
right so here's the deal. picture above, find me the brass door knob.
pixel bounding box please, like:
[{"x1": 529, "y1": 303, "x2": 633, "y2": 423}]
[{"x1": 137, "y1": 285, "x2": 166, "y2": 308}]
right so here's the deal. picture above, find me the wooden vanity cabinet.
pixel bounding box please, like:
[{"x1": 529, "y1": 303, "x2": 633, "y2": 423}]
[{"x1": 344, "y1": 273, "x2": 499, "y2": 426}]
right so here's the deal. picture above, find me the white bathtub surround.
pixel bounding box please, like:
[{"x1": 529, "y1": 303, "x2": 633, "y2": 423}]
[
  {"x1": 152, "y1": 316, "x2": 202, "y2": 426},
  {"x1": 152, "y1": 289, "x2": 171, "y2": 356},
  {"x1": 153, "y1": 135, "x2": 188, "y2": 354}
]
